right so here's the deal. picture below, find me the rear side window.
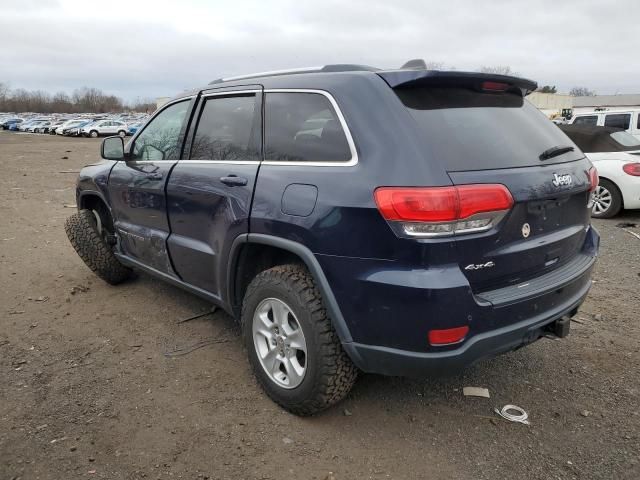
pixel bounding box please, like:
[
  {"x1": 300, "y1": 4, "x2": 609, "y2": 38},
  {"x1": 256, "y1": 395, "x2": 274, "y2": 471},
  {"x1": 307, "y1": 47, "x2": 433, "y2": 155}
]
[
  {"x1": 395, "y1": 87, "x2": 583, "y2": 171},
  {"x1": 604, "y1": 113, "x2": 631, "y2": 129},
  {"x1": 265, "y1": 92, "x2": 352, "y2": 162},
  {"x1": 573, "y1": 115, "x2": 598, "y2": 126},
  {"x1": 190, "y1": 94, "x2": 259, "y2": 160}
]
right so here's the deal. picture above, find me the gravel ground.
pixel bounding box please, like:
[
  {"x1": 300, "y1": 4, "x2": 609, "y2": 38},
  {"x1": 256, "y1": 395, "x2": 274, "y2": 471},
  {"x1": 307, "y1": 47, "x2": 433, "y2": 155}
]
[{"x1": 1, "y1": 131, "x2": 639, "y2": 480}]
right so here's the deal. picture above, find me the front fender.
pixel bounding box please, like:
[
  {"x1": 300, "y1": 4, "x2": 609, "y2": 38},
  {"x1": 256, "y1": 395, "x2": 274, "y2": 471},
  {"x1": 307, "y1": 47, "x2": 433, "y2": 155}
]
[{"x1": 75, "y1": 160, "x2": 118, "y2": 209}]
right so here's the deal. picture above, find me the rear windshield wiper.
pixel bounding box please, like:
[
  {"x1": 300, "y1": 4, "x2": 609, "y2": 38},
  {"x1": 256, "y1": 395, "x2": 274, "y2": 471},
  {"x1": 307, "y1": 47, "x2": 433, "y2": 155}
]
[{"x1": 539, "y1": 145, "x2": 574, "y2": 161}]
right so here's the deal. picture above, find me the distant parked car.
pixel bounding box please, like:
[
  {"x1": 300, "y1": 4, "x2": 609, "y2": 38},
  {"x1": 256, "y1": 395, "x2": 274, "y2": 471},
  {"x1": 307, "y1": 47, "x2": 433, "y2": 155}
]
[
  {"x1": 65, "y1": 120, "x2": 94, "y2": 137},
  {"x1": 1, "y1": 118, "x2": 24, "y2": 130},
  {"x1": 127, "y1": 122, "x2": 144, "y2": 135},
  {"x1": 46, "y1": 120, "x2": 67, "y2": 134},
  {"x1": 552, "y1": 117, "x2": 567, "y2": 125},
  {"x1": 81, "y1": 120, "x2": 127, "y2": 138},
  {"x1": 560, "y1": 124, "x2": 640, "y2": 218},
  {"x1": 34, "y1": 121, "x2": 54, "y2": 133},
  {"x1": 568, "y1": 109, "x2": 640, "y2": 141},
  {"x1": 56, "y1": 120, "x2": 85, "y2": 135}
]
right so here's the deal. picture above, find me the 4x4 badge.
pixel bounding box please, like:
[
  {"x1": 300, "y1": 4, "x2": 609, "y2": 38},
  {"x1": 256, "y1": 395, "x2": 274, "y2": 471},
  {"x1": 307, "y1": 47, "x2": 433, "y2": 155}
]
[{"x1": 522, "y1": 223, "x2": 531, "y2": 238}]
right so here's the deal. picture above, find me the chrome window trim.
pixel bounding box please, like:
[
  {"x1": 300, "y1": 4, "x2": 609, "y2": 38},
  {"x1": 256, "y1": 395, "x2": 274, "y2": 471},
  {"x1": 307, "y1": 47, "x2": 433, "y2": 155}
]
[
  {"x1": 129, "y1": 160, "x2": 262, "y2": 165},
  {"x1": 262, "y1": 89, "x2": 358, "y2": 167},
  {"x1": 201, "y1": 89, "x2": 261, "y2": 98}
]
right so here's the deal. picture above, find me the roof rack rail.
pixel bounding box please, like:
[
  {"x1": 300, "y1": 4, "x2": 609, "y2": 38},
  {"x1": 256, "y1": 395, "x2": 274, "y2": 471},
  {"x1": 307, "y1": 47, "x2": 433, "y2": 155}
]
[{"x1": 209, "y1": 64, "x2": 379, "y2": 84}]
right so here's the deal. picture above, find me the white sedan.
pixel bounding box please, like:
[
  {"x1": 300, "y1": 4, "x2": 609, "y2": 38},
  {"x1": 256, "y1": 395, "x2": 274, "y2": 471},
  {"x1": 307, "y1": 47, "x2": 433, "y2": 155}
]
[
  {"x1": 81, "y1": 120, "x2": 128, "y2": 138},
  {"x1": 560, "y1": 125, "x2": 640, "y2": 218}
]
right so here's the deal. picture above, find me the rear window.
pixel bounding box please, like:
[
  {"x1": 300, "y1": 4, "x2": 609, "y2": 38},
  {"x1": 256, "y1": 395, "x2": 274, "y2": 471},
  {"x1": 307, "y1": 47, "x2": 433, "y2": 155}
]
[
  {"x1": 395, "y1": 87, "x2": 583, "y2": 171},
  {"x1": 190, "y1": 94, "x2": 259, "y2": 160},
  {"x1": 573, "y1": 115, "x2": 598, "y2": 126},
  {"x1": 611, "y1": 130, "x2": 640, "y2": 147},
  {"x1": 604, "y1": 113, "x2": 631, "y2": 129},
  {"x1": 265, "y1": 92, "x2": 352, "y2": 162}
]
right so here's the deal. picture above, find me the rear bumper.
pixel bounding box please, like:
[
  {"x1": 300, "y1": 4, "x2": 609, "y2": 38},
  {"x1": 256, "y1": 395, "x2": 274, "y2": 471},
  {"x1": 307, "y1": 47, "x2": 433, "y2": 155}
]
[
  {"x1": 343, "y1": 272, "x2": 591, "y2": 376},
  {"x1": 319, "y1": 226, "x2": 599, "y2": 377}
]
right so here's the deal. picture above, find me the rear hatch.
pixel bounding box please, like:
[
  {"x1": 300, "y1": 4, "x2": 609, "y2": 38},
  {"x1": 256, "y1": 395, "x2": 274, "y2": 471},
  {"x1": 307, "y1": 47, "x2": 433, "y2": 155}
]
[{"x1": 381, "y1": 71, "x2": 594, "y2": 293}]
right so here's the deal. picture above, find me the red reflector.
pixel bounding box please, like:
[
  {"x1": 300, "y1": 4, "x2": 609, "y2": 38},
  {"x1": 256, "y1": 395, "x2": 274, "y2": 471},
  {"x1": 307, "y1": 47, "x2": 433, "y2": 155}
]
[
  {"x1": 622, "y1": 162, "x2": 640, "y2": 176},
  {"x1": 374, "y1": 185, "x2": 513, "y2": 222},
  {"x1": 588, "y1": 166, "x2": 599, "y2": 191},
  {"x1": 428, "y1": 326, "x2": 469, "y2": 346},
  {"x1": 482, "y1": 81, "x2": 509, "y2": 92}
]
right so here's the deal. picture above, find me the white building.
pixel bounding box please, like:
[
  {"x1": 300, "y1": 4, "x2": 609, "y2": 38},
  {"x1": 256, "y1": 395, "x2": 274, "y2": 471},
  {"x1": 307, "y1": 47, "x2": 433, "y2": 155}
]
[
  {"x1": 572, "y1": 94, "x2": 640, "y2": 114},
  {"x1": 527, "y1": 92, "x2": 573, "y2": 118}
]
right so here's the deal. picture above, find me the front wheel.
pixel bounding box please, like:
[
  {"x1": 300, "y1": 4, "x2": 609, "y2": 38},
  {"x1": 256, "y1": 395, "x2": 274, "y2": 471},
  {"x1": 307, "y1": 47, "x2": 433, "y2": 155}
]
[
  {"x1": 89, "y1": 130, "x2": 99, "y2": 138},
  {"x1": 591, "y1": 179, "x2": 622, "y2": 218},
  {"x1": 64, "y1": 209, "x2": 132, "y2": 285},
  {"x1": 242, "y1": 264, "x2": 358, "y2": 416},
  {"x1": 118, "y1": 130, "x2": 126, "y2": 137}
]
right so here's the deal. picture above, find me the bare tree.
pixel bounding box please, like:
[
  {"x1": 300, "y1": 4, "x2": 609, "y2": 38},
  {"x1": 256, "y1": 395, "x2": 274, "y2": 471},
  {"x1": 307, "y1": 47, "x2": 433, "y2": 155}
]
[
  {"x1": 0, "y1": 83, "x2": 151, "y2": 113},
  {"x1": 538, "y1": 85, "x2": 557, "y2": 94},
  {"x1": 478, "y1": 65, "x2": 518, "y2": 76},
  {"x1": 569, "y1": 87, "x2": 595, "y2": 97}
]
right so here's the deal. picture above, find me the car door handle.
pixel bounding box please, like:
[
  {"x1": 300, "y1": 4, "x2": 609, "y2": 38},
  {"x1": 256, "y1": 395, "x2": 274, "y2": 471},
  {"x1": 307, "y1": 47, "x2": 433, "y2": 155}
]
[
  {"x1": 146, "y1": 172, "x2": 163, "y2": 180},
  {"x1": 220, "y1": 175, "x2": 248, "y2": 186}
]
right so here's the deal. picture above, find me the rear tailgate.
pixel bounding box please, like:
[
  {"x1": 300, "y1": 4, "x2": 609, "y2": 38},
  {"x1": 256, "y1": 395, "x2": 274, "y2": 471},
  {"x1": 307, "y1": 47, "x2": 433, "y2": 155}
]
[{"x1": 385, "y1": 71, "x2": 594, "y2": 293}]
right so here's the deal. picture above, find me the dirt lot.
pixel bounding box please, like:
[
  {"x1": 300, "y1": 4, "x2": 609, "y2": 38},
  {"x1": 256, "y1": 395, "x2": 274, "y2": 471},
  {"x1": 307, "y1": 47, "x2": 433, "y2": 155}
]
[{"x1": 1, "y1": 131, "x2": 639, "y2": 480}]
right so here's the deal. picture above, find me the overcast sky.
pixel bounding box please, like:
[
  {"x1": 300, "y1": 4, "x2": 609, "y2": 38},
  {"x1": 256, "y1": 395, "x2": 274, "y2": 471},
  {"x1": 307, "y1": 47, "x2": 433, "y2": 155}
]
[{"x1": 1, "y1": 0, "x2": 638, "y2": 101}]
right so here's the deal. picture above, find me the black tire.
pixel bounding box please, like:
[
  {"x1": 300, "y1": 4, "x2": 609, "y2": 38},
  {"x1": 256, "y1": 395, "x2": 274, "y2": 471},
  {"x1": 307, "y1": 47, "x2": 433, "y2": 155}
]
[
  {"x1": 242, "y1": 264, "x2": 358, "y2": 416},
  {"x1": 64, "y1": 209, "x2": 131, "y2": 285},
  {"x1": 591, "y1": 178, "x2": 622, "y2": 219},
  {"x1": 118, "y1": 130, "x2": 126, "y2": 137},
  {"x1": 90, "y1": 130, "x2": 99, "y2": 138}
]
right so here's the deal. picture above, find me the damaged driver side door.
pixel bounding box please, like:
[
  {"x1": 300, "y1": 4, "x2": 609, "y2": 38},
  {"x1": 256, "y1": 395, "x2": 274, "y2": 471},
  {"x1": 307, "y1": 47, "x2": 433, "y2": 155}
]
[{"x1": 108, "y1": 98, "x2": 193, "y2": 274}]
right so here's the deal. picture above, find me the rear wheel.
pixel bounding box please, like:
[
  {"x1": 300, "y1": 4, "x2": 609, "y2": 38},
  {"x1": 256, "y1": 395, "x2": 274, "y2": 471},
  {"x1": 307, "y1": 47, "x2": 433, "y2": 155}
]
[
  {"x1": 242, "y1": 264, "x2": 358, "y2": 416},
  {"x1": 90, "y1": 130, "x2": 99, "y2": 138},
  {"x1": 591, "y1": 179, "x2": 622, "y2": 218},
  {"x1": 64, "y1": 209, "x2": 131, "y2": 285},
  {"x1": 118, "y1": 130, "x2": 126, "y2": 137}
]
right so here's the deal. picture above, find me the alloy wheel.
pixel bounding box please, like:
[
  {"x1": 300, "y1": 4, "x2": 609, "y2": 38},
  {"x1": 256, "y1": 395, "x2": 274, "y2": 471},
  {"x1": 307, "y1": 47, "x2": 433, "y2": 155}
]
[
  {"x1": 252, "y1": 297, "x2": 307, "y2": 389},
  {"x1": 592, "y1": 185, "x2": 612, "y2": 215}
]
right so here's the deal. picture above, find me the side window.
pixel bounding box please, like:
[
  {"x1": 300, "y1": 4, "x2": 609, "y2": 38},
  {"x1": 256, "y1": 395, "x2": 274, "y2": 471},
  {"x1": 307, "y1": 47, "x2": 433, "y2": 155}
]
[
  {"x1": 132, "y1": 100, "x2": 189, "y2": 161},
  {"x1": 637, "y1": 113, "x2": 640, "y2": 129},
  {"x1": 190, "y1": 94, "x2": 259, "y2": 160},
  {"x1": 604, "y1": 113, "x2": 631, "y2": 129},
  {"x1": 265, "y1": 92, "x2": 352, "y2": 162},
  {"x1": 573, "y1": 115, "x2": 598, "y2": 126}
]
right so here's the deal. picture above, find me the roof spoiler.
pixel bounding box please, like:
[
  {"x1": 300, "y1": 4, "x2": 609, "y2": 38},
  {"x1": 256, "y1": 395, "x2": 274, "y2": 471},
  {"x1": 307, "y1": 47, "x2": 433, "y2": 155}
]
[{"x1": 377, "y1": 70, "x2": 538, "y2": 96}]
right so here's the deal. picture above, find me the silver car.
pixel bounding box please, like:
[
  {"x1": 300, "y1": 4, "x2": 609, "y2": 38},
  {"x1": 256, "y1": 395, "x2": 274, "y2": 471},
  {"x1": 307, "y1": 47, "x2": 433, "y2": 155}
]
[{"x1": 81, "y1": 120, "x2": 128, "y2": 138}]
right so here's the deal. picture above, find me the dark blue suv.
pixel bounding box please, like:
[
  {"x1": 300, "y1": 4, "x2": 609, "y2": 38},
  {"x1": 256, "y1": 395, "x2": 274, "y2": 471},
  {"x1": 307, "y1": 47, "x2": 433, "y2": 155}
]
[{"x1": 65, "y1": 64, "x2": 600, "y2": 415}]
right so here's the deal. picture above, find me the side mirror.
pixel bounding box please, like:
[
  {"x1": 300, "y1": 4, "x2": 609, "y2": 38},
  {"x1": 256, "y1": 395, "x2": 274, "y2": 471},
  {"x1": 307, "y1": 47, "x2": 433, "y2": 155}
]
[{"x1": 101, "y1": 136, "x2": 125, "y2": 160}]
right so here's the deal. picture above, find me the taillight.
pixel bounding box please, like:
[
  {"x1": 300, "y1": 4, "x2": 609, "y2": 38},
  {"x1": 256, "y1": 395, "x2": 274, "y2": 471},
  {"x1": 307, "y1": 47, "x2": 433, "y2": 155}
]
[
  {"x1": 428, "y1": 326, "x2": 469, "y2": 346},
  {"x1": 481, "y1": 81, "x2": 509, "y2": 92},
  {"x1": 374, "y1": 184, "x2": 513, "y2": 238},
  {"x1": 588, "y1": 166, "x2": 599, "y2": 191},
  {"x1": 622, "y1": 162, "x2": 640, "y2": 176}
]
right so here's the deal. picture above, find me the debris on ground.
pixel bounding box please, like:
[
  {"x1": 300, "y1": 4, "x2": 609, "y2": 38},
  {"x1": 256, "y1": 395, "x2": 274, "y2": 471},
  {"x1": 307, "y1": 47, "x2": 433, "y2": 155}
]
[
  {"x1": 176, "y1": 307, "x2": 217, "y2": 324},
  {"x1": 580, "y1": 410, "x2": 591, "y2": 417},
  {"x1": 343, "y1": 408, "x2": 353, "y2": 416},
  {"x1": 463, "y1": 387, "x2": 490, "y2": 398},
  {"x1": 494, "y1": 405, "x2": 530, "y2": 425},
  {"x1": 163, "y1": 335, "x2": 231, "y2": 357},
  {"x1": 621, "y1": 229, "x2": 640, "y2": 240},
  {"x1": 70, "y1": 285, "x2": 89, "y2": 295}
]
